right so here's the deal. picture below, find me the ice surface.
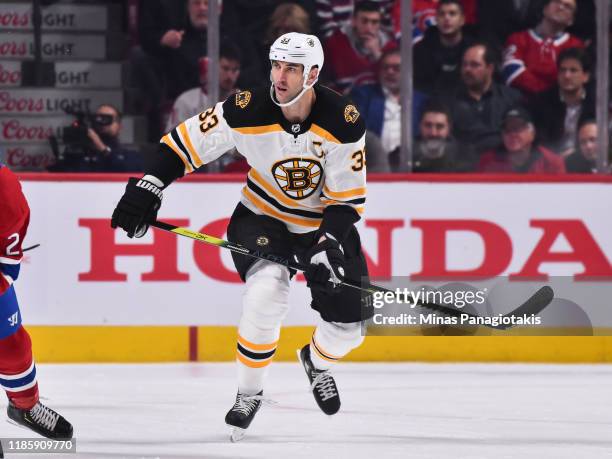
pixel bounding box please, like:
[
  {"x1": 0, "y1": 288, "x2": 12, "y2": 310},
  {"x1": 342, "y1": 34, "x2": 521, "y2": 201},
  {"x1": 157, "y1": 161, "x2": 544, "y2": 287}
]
[{"x1": 2, "y1": 363, "x2": 612, "y2": 459}]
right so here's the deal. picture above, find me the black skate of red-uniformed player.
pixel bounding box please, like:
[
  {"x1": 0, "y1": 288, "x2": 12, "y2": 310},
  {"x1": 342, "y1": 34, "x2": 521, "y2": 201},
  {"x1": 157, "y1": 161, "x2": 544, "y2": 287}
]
[{"x1": 111, "y1": 32, "x2": 372, "y2": 442}]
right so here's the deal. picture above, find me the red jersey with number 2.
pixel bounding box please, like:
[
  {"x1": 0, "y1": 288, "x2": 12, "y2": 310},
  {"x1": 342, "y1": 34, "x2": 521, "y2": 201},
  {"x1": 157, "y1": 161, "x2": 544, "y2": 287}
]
[{"x1": 0, "y1": 164, "x2": 30, "y2": 295}]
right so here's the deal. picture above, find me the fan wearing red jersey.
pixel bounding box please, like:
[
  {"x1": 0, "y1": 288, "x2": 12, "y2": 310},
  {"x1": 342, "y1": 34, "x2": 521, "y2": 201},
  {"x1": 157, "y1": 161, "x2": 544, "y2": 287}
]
[
  {"x1": 0, "y1": 164, "x2": 73, "y2": 439},
  {"x1": 502, "y1": 0, "x2": 583, "y2": 98}
]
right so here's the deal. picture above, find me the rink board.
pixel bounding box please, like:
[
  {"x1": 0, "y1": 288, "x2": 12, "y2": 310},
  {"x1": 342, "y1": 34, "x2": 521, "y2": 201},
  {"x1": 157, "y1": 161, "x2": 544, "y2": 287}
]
[
  {"x1": 26, "y1": 325, "x2": 612, "y2": 363},
  {"x1": 16, "y1": 173, "x2": 612, "y2": 363}
]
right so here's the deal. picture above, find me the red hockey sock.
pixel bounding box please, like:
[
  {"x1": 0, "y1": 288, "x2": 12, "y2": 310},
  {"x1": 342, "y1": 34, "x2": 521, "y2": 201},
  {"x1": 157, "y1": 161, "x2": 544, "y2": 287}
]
[{"x1": 0, "y1": 326, "x2": 39, "y2": 409}]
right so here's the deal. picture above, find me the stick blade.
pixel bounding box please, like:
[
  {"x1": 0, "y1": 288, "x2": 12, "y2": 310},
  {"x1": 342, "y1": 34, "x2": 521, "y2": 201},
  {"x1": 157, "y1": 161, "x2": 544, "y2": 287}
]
[{"x1": 498, "y1": 285, "x2": 555, "y2": 329}]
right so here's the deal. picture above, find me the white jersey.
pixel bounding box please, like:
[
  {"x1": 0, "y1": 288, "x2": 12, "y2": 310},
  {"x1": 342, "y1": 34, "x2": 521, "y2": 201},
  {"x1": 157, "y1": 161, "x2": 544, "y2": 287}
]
[{"x1": 161, "y1": 85, "x2": 367, "y2": 234}]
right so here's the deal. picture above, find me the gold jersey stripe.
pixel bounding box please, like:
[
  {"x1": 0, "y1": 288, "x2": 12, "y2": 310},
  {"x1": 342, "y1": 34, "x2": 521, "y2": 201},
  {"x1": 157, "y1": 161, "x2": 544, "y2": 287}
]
[
  {"x1": 161, "y1": 135, "x2": 193, "y2": 173},
  {"x1": 323, "y1": 185, "x2": 366, "y2": 199},
  {"x1": 233, "y1": 124, "x2": 284, "y2": 135},
  {"x1": 178, "y1": 123, "x2": 203, "y2": 168},
  {"x1": 237, "y1": 334, "x2": 278, "y2": 352},
  {"x1": 243, "y1": 187, "x2": 321, "y2": 228},
  {"x1": 236, "y1": 352, "x2": 273, "y2": 368},
  {"x1": 310, "y1": 123, "x2": 341, "y2": 144}
]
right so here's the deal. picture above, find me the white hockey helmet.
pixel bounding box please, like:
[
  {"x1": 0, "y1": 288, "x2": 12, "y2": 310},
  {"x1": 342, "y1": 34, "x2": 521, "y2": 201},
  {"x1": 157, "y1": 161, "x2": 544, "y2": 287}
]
[{"x1": 269, "y1": 32, "x2": 324, "y2": 106}]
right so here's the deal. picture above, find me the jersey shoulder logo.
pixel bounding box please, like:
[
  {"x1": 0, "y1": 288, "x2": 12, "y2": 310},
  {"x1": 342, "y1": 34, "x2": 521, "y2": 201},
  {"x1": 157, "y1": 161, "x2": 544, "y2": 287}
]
[
  {"x1": 344, "y1": 105, "x2": 360, "y2": 124},
  {"x1": 235, "y1": 91, "x2": 252, "y2": 109},
  {"x1": 272, "y1": 158, "x2": 322, "y2": 200}
]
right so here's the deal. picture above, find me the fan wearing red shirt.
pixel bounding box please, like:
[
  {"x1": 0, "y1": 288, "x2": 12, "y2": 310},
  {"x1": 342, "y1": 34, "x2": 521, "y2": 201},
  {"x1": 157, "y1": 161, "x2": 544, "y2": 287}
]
[
  {"x1": 502, "y1": 0, "x2": 583, "y2": 98},
  {"x1": 478, "y1": 108, "x2": 566, "y2": 174}
]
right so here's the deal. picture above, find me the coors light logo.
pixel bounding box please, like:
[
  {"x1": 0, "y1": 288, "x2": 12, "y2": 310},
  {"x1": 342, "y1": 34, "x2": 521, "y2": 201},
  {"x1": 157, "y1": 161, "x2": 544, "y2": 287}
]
[
  {"x1": 0, "y1": 89, "x2": 122, "y2": 114},
  {"x1": 1, "y1": 119, "x2": 56, "y2": 141}
]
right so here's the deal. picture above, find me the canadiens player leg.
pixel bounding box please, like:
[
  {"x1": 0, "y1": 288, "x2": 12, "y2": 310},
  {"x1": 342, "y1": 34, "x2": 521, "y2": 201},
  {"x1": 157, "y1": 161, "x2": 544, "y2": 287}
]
[
  {"x1": 111, "y1": 32, "x2": 370, "y2": 442},
  {"x1": 0, "y1": 164, "x2": 73, "y2": 439}
]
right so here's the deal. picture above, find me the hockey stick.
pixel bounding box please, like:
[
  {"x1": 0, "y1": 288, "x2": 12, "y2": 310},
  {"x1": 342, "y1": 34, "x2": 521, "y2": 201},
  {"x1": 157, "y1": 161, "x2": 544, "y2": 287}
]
[
  {"x1": 23, "y1": 244, "x2": 40, "y2": 252},
  {"x1": 151, "y1": 220, "x2": 554, "y2": 330}
]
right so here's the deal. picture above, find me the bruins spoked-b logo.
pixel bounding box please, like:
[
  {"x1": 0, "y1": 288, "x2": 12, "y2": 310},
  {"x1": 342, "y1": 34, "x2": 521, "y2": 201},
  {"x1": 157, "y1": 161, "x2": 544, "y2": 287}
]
[
  {"x1": 256, "y1": 236, "x2": 269, "y2": 246},
  {"x1": 272, "y1": 158, "x2": 322, "y2": 200}
]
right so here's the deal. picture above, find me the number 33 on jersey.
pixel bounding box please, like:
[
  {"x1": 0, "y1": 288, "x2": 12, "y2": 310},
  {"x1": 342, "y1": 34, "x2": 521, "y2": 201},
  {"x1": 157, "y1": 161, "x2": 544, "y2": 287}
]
[{"x1": 161, "y1": 86, "x2": 367, "y2": 233}]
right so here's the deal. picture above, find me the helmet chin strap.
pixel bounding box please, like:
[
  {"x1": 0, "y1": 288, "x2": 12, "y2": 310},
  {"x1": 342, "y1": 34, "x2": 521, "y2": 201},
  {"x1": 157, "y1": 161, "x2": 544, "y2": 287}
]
[{"x1": 269, "y1": 83, "x2": 312, "y2": 107}]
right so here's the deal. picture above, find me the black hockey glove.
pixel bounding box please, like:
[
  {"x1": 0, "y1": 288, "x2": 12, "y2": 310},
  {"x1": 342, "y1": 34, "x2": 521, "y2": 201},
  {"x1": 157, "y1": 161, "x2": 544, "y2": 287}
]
[
  {"x1": 304, "y1": 233, "x2": 346, "y2": 293},
  {"x1": 111, "y1": 177, "x2": 163, "y2": 238}
]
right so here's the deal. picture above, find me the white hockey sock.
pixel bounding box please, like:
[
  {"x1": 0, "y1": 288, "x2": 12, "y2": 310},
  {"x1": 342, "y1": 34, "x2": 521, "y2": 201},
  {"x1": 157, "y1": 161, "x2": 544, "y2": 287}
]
[
  {"x1": 309, "y1": 319, "x2": 365, "y2": 371},
  {"x1": 236, "y1": 261, "x2": 290, "y2": 395}
]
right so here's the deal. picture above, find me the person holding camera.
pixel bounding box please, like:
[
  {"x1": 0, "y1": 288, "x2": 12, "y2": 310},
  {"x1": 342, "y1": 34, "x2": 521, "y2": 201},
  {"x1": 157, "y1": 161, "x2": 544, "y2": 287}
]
[{"x1": 48, "y1": 104, "x2": 143, "y2": 173}]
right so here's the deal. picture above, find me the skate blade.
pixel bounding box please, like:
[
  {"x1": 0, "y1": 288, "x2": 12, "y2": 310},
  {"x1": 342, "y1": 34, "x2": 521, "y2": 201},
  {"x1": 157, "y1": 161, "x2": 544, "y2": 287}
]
[
  {"x1": 229, "y1": 426, "x2": 246, "y2": 443},
  {"x1": 6, "y1": 418, "x2": 30, "y2": 432}
]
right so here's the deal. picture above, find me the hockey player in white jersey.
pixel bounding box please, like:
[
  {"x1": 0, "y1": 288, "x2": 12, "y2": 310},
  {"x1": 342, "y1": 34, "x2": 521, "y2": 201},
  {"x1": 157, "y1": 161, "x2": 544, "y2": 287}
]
[{"x1": 111, "y1": 32, "x2": 372, "y2": 441}]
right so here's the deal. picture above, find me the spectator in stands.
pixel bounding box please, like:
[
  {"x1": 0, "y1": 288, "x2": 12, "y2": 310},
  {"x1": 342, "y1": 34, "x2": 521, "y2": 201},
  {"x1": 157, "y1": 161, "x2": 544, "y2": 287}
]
[
  {"x1": 565, "y1": 119, "x2": 598, "y2": 172},
  {"x1": 410, "y1": 99, "x2": 476, "y2": 172},
  {"x1": 138, "y1": 0, "x2": 187, "y2": 59},
  {"x1": 166, "y1": 43, "x2": 242, "y2": 131},
  {"x1": 391, "y1": 0, "x2": 477, "y2": 43},
  {"x1": 324, "y1": 0, "x2": 393, "y2": 93},
  {"x1": 48, "y1": 105, "x2": 142, "y2": 173},
  {"x1": 316, "y1": 0, "x2": 394, "y2": 39},
  {"x1": 163, "y1": 0, "x2": 216, "y2": 99},
  {"x1": 133, "y1": 0, "x2": 187, "y2": 140},
  {"x1": 502, "y1": 0, "x2": 584, "y2": 99},
  {"x1": 531, "y1": 47, "x2": 594, "y2": 156},
  {"x1": 447, "y1": 42, "x2": 523, "y2": 155},
  {"x1": 350, "y1": 48, "x2": 427, "y2": 158},
  {"x1": 478, "y1": 107, "x2": 566, "y2": 173},
  {"x1": 413, "y1": 0, "x2": 474, "y2": 94}
]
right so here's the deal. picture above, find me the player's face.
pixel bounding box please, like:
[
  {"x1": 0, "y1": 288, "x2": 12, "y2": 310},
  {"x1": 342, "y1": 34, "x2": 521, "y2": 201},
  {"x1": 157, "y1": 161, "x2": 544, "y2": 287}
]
[
  {"x1": 271, "y1": 60, "x2": 305, "y2": 103},
  {"x1": 219, "y1": 58, "x2": 240, "y2": 92},
  {"x1": 436, "y1": 4, "x2": 464, "y2": 36},
  {"x1": 352, "y1": 11, "x2": 381, "y2": 41},
  {"x1": 502, "y1": 121, "x2": 535, "y2": 154},
  {"x1": 578, "y1": 123, "x2": 598, "y2": 161},
  {"x1": 379, "y1": 53, "x2": 401, "y2": 92},
  {"x1": 420, "y1": 112, "x2": 450, "y2": 140},
  {"x1": 558, "y1": 58, "x2": 589, "y2": 93},
  {"x1": 543, "y1": 0, "x2": 576, "y2": 28}
]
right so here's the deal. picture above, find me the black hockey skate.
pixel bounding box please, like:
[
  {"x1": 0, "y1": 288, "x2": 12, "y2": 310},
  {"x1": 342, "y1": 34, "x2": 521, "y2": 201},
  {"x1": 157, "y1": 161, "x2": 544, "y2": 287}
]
[
  {"x1": 298, "y1": 345, "x2": 340, "y2": 415},
  {"x1": 7, "y1": 401, "x2": 73, "y2": 439},
  {"x1": 225, "y1": 391, "x2": 263, "y2": 442}
]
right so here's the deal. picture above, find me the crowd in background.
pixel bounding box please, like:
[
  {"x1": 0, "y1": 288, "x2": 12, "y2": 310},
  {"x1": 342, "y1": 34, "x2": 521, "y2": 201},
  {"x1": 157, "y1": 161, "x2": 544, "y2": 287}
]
[{"x1": 59, "y1": 0, "x2": 607, "y2": 174}]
